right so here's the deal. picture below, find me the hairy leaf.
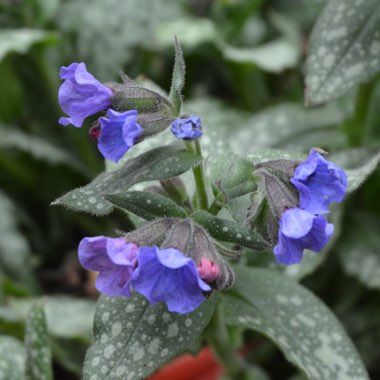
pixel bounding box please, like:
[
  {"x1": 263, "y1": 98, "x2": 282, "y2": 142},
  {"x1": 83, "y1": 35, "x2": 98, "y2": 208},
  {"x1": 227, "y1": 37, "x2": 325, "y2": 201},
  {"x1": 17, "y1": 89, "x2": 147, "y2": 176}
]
[
  {"x1": 53, "y1": 145, "x2": 201, "y2": 216},
  {"x1": 192, "y1": 210, "x2": 270, "y2": 251},
  {"x1": 223, "y1": 267, "x2": 369, "y2": 380},
  {"x1": 169, "y1": 38, "x2": 186, "y2": 115},
  {"x1": 25, "y1": 302, "x2": 53, "y2": 380},
  {"x1": 105, "y1": 191, "x2": 187, "y2": 220},
  {"x1": 83, "y1": 293, "x2": 218, "y2": 380}
]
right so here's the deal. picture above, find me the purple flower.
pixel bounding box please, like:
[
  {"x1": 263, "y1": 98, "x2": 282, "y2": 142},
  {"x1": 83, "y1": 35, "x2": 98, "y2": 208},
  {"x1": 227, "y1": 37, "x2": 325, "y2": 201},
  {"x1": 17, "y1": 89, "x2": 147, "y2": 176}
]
[
  {"x1": 131, "y1": 246, "x2": 211, "y2": 313},
  {"x1": 291, "y1": 149, "x2": 347, "y2": 215},
  {"x1": 58, "y1": 62, "x2": 113, "y2": 128},
  {"x1": 97, "y1": 109, "x2": 143, "y2": 162},
  {"x1": 78, "y1": 236, "x2": 139, "y2": 296},
  {"x1": 171, "y1": 116, "x2": 203, "y2": 139},
  {"x1": 274, "y1": 208, "x2": 334, "y2": 265}
]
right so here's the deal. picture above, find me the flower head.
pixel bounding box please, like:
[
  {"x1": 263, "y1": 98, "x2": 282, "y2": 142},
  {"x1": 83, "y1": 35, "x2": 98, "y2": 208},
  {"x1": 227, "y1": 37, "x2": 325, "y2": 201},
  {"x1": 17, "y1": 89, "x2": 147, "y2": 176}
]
[
  {"x1": 98, "y1": 109, "x2": 143, "y2": 162},
  {"x1": 274, "y1": 208, "x2": 334, "y2": 265},
  {"x1": 58, "y1": 62, "x2": 113, "y2": 128},
  {"x1": 197, "y1": 258, "x2": 220, "y2": 283},
  {"x1": 291, "y1": 149, "x2": 347, "y2": 214},
  {"x1": 170, "y1": 116, "x2": 203, "y2": 139},
  {"x1": 78, "y1": 236, "x2": 139, "y2": 296},
  {"x1": 131, "y1": 246, "x2": 211, "y2": 313}
]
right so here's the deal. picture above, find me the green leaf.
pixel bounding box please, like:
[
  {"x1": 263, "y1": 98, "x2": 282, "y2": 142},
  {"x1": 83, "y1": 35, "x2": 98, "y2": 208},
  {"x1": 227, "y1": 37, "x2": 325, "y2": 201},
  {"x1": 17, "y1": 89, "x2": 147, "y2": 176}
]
[
  {"x1": 0, "y1": 29, "x2": 54, "y2": 62},
  {"x1": 9, "y1": 296, "x2": 95, "y2": 342},
  {"x1": 223, "y1": 39, "x2": 299, "y2": 73},
  {"x1": 230, "y1": 102, "x2": 350, "y2": 152},
  {"x1": 223, "y1": 267, "x2": 369, "y2": 380},
  {"x1": 0, "y1": 126, "x2": 84, "y2": 171},
  {"x1": 58, "y1": 0, "x2": 184, "y2": 80},
  {"x1": 83, "y1": 293, "x2": 218, "y2": 380},
  {"x1": 0, "y1": 336, "x2": 25, "y2": 380},
  {"x1": 192, "y1": 210, "x2": 270, "y2": 251},
  {"x1": 105, "y1": 191, "x2": 187, "y2": 220},
  {"x1": 338, "y1": 212, "x2": 380, "y2": 290},
  {"x1": 209, "y1": 155, "x2": 256, "y2": 200},
  {"x1": 306, "y1": 0, "x2": 380, "y2": 104},
  {"x1": 53, "y1": 145, "x2": 201, "y2": 216},
  {"x1": 169, "y1": 38, "x2": 186, "y2": 116},
  {"x1": 157, "y1": 18, "x2": 218, "y2": 49},
  {"x1": 0, "y1": 190, "x2": 34, "y2": 286},
  {"x1": 25, "y1": 302, "x2": 53, "y2": 380},
  {"x1": 330, "y1": 147, "x2": 380, "y2": 193}
]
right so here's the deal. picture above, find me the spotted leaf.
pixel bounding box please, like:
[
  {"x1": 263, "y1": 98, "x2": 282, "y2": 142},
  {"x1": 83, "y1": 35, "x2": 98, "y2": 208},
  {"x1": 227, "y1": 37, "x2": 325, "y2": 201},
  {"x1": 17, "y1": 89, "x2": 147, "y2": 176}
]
[
  {"x1": 82, "y1": 293, "x2": 218, "y2": 380},
  {"x1": 306, "y1": 0, "x2": 380, "y2": 104},
  {"x1": 223, "y1": 267, "x2": 369, "y2": 380}
]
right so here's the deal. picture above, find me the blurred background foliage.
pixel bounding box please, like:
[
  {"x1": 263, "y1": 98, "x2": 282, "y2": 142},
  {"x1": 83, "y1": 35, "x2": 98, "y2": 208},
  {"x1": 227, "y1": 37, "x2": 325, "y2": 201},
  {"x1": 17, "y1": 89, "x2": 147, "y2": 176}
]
[{"x1": 0, "y1": 0, "x2": 379, "y2": 379}]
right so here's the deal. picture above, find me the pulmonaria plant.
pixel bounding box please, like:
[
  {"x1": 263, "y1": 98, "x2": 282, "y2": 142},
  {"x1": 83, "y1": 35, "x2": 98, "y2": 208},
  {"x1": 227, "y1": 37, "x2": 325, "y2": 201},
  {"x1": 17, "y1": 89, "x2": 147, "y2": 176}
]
[{"x1": 57, "y1": 44, "x2": 348, "y2": 315}]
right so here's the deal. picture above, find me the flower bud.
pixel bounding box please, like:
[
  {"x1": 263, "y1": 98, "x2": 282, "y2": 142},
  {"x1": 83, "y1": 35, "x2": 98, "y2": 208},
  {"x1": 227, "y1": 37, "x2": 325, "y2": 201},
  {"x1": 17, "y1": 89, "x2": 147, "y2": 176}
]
[{"x1": 161, "y1": 219, "x2": 234, "y2": 290}]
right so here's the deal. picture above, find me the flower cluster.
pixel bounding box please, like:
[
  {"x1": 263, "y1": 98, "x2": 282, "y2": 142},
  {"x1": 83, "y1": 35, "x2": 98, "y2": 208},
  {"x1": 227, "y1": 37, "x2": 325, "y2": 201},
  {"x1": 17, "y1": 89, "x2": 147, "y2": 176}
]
[
  {"x1": 274, "y1": 149, "x2": 347, "y2": 265},
  {"x1": 78, "y1": 236, "x2": 214, "y2": 314},
  {"x1": 58, "y1": 62, "x2": 203, "y2": 163},
  {"x1": 58, "y1": 63, "x2": 142, "y2": 163}
]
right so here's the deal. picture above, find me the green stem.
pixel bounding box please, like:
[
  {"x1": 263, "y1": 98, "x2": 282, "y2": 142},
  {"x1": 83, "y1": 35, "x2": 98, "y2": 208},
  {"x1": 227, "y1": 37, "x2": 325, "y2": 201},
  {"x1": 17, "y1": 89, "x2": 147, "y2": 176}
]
[
  {"x1": 207, "y1": 304, "x2": 250, "y2": 379},
  {"x1": 185, "y1": 140, "x2": 209, "y2": 210},
  {"x1": 344, "y1": 82, "x2": 375, "y2": 146}
]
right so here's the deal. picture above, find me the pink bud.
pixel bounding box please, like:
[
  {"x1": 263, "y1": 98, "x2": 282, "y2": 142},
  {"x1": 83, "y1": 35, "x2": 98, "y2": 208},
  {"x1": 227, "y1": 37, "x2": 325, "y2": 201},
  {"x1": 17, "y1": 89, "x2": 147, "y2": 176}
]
[
  {"x1": 89, "y1": 123, "x2": 101, "y2": 141},
  {"x1": 197, "y1": 258, "x2": 220, "y2": 282}
]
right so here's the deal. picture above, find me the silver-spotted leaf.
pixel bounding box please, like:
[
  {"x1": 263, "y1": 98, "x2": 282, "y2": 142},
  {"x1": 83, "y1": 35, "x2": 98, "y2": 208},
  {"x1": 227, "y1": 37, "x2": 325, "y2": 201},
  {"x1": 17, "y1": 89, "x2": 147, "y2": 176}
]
[
  {"x1": 53, "y1": 145, "x2": 201, "y2": 216},
  {"x1": 83, "y1": 293, "x2": 218, "y2": 380},
  {"x1": 223, "y1": 267, "x2": 369, "y2": 380},
  {"x1": 306, "y1": 0, "x2": 380, "y2": 104},
  {"x1": 105, "y1": 191, "x2": 187, "y2": 220},
  {"x1": 25, "y1": 302, "x2": 53, "y2": 380}
]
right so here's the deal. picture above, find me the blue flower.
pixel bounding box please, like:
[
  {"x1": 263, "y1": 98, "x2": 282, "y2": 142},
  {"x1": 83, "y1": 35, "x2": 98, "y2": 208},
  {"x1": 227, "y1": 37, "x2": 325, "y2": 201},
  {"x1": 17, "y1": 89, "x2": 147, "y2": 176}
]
[
  {"x1": 78, "y1": 236, "x2": 139, "y2": 296},
  {"x1": 98, "y1": 109, "x2": 143, "y2": 162},
  {"x1": 58, "y1": 62, "x2": 113, "y2": 128},
  {"x1": 171, "y1": 116, "x2": 203, "y2": 139},
  {"x1": 274, "y1": 208, "x2": 334, "y2": 265},
  {"x1": 291, "y1": 149, "x2": 347, "y2": 215},
  {"x1": 131, "y1": 246, "x2": 211, "y2": 313}
]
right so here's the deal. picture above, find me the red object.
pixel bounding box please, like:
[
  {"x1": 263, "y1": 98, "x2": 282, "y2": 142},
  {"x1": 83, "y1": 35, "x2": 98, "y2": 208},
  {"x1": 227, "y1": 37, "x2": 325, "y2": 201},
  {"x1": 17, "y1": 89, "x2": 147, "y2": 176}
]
[{"x1": 149, "y1": 347, "x2": 223, "y2": 380}]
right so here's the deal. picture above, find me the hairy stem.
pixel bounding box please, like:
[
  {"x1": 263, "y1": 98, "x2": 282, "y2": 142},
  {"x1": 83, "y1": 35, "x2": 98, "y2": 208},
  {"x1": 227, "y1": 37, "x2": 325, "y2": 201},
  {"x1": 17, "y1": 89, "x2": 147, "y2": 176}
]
[{"x1": 185, "y1": 140, "x2": 209, "y2": 210}]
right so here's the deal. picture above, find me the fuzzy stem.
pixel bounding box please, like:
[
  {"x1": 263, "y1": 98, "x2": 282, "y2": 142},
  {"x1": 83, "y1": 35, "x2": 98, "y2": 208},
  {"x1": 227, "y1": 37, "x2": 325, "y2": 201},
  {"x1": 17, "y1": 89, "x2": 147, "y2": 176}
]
[{"x1": 185, "y1": 140, "x2": 209, "y2": 210}]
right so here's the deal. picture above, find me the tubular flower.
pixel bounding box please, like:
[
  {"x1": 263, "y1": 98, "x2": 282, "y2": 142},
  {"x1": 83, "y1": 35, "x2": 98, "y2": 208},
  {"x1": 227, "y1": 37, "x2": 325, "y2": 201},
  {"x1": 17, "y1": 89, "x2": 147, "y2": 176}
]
[
  {"x1": 131, "y1": 246, "x2": 211, "y2": 314},
  {"x1": 274, "y1": 208, "x2": 334, "y2": 265},
  {"x1": 58, "y1": 62, "x2": 113, "y2": 128},
  {"x1": 170, "y1": 115, "x2": 203, "y2": 139},
  {"x1": 78, "y1": 236, "x2": 139, "y2": 296},
  {"x1": 98, "y1": 109, "x2": 143, "y2": 162},
  {"x1": 290, "y1": 148, "x2": 348, "y2": 215}
]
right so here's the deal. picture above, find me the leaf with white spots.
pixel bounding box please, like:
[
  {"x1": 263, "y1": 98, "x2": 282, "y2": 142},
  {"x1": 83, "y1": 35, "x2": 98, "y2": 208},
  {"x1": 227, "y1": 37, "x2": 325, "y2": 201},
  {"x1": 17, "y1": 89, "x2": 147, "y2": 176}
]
[
  {"x1": 338, "y1": 212, "x2": 380, "y2": 290},
  {"x1": 168, "y1": 38, "x2": 185, "y2": 116},
  {"x1": 25, "y1": 302, "x2": 53, "y2": 380},
  {"x1": 0, "y1": 336, "x2": 25, "y2": 380},
  {"x1": 83, "y1": 293, "x2": 218, "y2": 380},
  {"x1": 329, "y1": 147, "x2": 380, "y2": 193},
  {"x1": 230, "y1": 102, "x2": 350, "y2": 152},
  {"x1": 223, "y1": 267, "x2": 369, "y2": 380},
  {"x1": 53, "y1": 145, "x2": 201, "y2": 216},
  {"x1": 192, "y1": 210, "x2": 270, "y2": 251},
  {"x1": 306, "y1": 0, "x2": 380, "y2": 104},
  {"x1": 10, "y1": 296, "x2": 95, "y2": 342},
  {"x1": 105, "y1": 191, "x2": 187, "y2": 220}
]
